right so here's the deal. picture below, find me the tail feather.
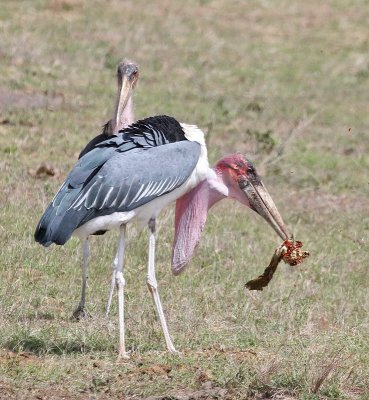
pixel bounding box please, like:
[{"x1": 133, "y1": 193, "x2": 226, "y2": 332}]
[{"x1": 34, "y1": 186, "x2": 83, "y2": 246}]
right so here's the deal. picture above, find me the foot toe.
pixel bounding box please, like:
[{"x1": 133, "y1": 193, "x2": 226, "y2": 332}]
[
  {"x1": 117, "y1": 352, "x2": 130, "y2": 360},
  {"x1": 72, "y1": 306, "x2": 91, "y2": 320}
]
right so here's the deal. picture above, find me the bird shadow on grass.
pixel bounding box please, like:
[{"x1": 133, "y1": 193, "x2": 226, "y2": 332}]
[{"x1": 4, "y1": 328, "x2": 114, "y2": 356}]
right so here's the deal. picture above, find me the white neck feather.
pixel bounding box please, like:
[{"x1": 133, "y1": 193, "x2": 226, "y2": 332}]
[{"x1": 180, "y1": 123, "x2": 206, "y2": 146}]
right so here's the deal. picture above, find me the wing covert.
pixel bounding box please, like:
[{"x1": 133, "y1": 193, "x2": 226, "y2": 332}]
[{"x1": 71, "y1": 141, "x2": 201, "y2": 225}]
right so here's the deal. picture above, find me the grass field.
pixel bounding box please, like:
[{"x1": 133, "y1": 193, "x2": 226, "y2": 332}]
[{"x1": 1, "y1": 0, "x2": 369, "y2": 398}]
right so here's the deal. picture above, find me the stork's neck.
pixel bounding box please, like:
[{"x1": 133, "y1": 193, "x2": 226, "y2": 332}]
[
  {"x1": 119, "y1": 96, "x2": 135, "y2": 130},
  {"x1": 206, "y1": 168, "x2": 229, "y2": 208},
  {"x1": 111, "y1": 96, "x2": 135, "y2": 135}
]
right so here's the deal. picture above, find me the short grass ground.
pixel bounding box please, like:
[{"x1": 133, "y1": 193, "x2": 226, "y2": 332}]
[{"x1": 0, "y1": 0, "x2": 368, "y2": 398}]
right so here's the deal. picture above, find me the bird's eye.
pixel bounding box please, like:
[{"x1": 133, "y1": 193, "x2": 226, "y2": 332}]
[{"x1": 233, "y1": 161, "x2": 245, "y2": 171}]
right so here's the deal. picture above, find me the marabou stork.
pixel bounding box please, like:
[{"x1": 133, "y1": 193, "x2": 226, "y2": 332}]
[
  {"x1": 73, "y1": 60, "x2": 139, "y2": 319},
  {"x1": 35, "y1": 114, "x2": 290, "y2": 358}
]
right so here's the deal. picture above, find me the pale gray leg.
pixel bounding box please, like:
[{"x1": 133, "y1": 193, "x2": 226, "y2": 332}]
[
  {"x1": 73, "y1": 238, "x2": 91, "y2": 319},
  {"x1": 146, "y1": 218, "x2": 177, "y2": 353},
  {"x1": 116, "y1": 225, "x2": 129, "y2": 359},
  {"x1": 106, "y1": 252, "x2": 118, "y2": 318}
]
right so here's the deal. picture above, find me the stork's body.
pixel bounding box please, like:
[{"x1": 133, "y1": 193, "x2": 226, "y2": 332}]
[
  {"x1": 73, "y1": 60, "x2": 139, "y2": 319},
  {"x1": 35, "y1": 115, "x2": 208, "y2": 357}
]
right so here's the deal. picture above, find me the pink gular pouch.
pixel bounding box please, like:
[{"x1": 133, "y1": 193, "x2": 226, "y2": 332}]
[{"x1": 172, "y1": 170, "x2": 227, "y2": 275}]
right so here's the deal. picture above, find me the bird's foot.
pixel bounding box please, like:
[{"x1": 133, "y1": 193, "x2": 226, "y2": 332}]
[
  {"x1": 167, "y1": 346, "x2": 180, "y2": 355},
  {"x1": 117, "y1": 350, "x2": 130, "y2": 360},
  {"x1": 72, "y1": 305, "x2": 91, "y2": 320}
]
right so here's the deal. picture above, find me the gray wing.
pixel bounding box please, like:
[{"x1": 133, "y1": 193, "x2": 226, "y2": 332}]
[
  {"x1": 74, "y1": 141, "x2": 200, "y2": 220},
  {"x1": 35, "y1": 141, "x2": 201, "y2": 246}
]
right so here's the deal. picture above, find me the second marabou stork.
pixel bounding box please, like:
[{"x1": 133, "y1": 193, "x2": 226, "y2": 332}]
[
  {"x1": 35, "y1": 118, "x2": 289, "y2": 358},
  {"x1": 73, "y1": 60, "x2": 139, "y2": 319}
]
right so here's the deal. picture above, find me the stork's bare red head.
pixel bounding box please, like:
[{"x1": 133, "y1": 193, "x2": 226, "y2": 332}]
[{"x1": 215, "y1": 153, "x2": 289, "y2": 240}]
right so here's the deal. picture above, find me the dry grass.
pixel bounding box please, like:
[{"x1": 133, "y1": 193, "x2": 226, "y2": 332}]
[{"x1": 0, "y1": 0, "x2": 368, "y2": 398}]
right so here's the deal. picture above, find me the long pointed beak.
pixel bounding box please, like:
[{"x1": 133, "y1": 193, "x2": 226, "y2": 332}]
[
  {"x1": 113, "y1": 75, "x2": 132, "y2": 134},
  {"x1": 239, "y1": 178, "x2": 289, "y2": 240}
]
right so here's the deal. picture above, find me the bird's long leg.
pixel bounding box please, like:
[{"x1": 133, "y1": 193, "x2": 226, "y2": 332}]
[
  {"x1": 116, "y1": 224, "x2": 129, "y2": 359},
  {"x1": 146, "y1": 218, "x2": 177, "y2": 353},
  {"x1": 72, "y1": 238, "x2": 91, "y2": 319},
  {"x1": 106, "y1": 252, "x2": 118, "y2": 318}
]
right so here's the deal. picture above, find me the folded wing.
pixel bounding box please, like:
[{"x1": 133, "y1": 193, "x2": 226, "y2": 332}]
[{"x1": 35, "y1": 141, "x2": 200, "y2": 246}]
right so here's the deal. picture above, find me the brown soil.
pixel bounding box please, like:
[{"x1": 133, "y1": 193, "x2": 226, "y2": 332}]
[
  {"x1": 142, "y1": 384, "x2": 228, "y2": 400},
  {"x1": 0, "y1": 88, "x2": 64, "y2": 111}
]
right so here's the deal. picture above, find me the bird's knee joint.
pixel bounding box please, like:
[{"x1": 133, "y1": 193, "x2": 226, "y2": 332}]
[
  {"x1": 115, "y1": 272, "x2": 125, "y2": 287},
  {"x1": 147, "y1": 278, "x2": 158, "y2": 290},
  {"x1": 148, "y1": 218, "x2": 156, "y2": 233}
]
